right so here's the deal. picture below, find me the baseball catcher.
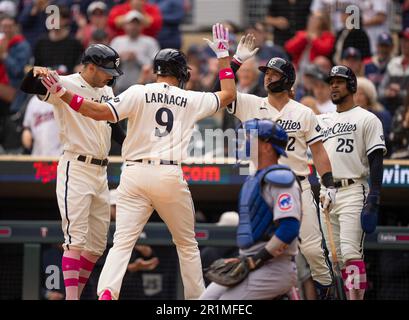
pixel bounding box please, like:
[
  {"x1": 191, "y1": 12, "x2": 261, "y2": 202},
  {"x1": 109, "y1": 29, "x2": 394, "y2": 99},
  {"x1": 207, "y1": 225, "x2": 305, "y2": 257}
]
[{"x1": 201, "y1": 119, "x2": 302, "y2": 300}]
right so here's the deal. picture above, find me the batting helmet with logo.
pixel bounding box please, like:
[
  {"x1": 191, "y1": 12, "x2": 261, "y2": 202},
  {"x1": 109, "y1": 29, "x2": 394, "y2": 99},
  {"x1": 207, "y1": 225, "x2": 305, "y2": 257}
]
[
  {"x1": 327, "y1": 65, "x2": 357, "y2": 93},
  {"x1": 153, "y1": 49, "x2": 191, "y2": 88},
  {"x1": 82, "y1": 44, "x2": 123, "y2": 77},
  {"x1": 243, "y1": 118, "x2": 289, "y2": 157},
  {"x1": 258, "y1": 57, "x2": 296, "y2": 93}
]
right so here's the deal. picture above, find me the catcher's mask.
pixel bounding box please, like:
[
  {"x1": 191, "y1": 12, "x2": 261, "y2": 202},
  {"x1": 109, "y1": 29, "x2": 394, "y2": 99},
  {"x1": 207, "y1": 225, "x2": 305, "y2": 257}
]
[{"x1": 236, "y1": 118, "x2": 289, "y2": 162}]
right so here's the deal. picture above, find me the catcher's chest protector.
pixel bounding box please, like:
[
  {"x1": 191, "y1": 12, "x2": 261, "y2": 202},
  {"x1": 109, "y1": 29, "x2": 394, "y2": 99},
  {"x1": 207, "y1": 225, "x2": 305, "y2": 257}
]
[{"x1": 237, "y1": 166, "x2": 278, "y2": 249}]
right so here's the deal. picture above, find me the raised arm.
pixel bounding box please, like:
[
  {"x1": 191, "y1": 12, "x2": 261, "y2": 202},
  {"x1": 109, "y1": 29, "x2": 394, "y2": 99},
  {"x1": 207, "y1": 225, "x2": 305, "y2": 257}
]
[
  {"x1": 203, "y1": 23, "x2": 237, "y2": 107},
  {"x1": 40, "y1": 71, "x2": 115, "y2": 122},
  {"x1": 211, "y1": 34, "x2": 259, "y2": 93}
]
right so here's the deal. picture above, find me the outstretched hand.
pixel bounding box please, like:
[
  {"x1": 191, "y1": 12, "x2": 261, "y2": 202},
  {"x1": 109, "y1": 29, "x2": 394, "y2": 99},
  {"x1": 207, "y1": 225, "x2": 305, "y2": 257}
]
[
  {"x1": 233, "y1": 34, "x2": 259, "y2": 64},
  {"x1": 203, "y1": 23, "x2": 230, "y2": 59}
]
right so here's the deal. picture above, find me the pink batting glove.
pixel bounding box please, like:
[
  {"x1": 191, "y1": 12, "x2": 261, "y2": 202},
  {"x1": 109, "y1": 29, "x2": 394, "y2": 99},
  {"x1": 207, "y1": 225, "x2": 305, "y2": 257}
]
[
  {"x1": 40, "y1": 71, "x2": 66, "y2": 98},
  {"x1": 203, "y1": 23, "x2": 230, "y2": 59}
]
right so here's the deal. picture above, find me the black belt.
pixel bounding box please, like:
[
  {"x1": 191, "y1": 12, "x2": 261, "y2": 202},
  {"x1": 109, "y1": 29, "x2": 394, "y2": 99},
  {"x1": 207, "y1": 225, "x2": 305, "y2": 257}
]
[
  {"x1": 297, "y1": 176, "x2": 306, "y2": 181},
  {"x1": 130, "y1": 159, "x2": 178, "y2": 165},
  {"x1": 77, "y1": 155, "x2": 108, "y2": 166},
  {"x1": 334, "y1": 179, "x2": 355, "y2": 188}
]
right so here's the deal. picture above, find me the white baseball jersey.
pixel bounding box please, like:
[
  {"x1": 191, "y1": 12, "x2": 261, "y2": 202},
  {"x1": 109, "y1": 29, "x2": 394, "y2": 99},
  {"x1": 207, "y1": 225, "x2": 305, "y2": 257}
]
[
  {"x1": 44, "y1": 73, "x2": 115, "y2": 158},
  {"x1": 228, "y1": 94, "x2": 323, "y2": 176},
  {"x1": 23, "y1": 95, "x2": 62, "y2": 156},
  {"x1": 105, "y1": 82, "x2": 220, "y2": 161},
  {"x1": 317, "y1": 106, "x2": 386, "y2": 180}
]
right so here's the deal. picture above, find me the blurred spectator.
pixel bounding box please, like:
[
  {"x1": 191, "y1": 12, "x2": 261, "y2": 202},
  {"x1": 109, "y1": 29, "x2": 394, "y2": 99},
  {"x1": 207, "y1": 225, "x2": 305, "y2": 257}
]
[
  {"x1": 236, "y1": 58, "x2": 266, "y2": 96},
  {"x1": 185, "y1": 64, "x2": 203, "y2": 91},
  {"x1": 389, "y1": 89, "x2": 409, "y2": 159},
  {"x1": 300, "y1": 95, "x2": 320, "y2": 114},
  {"x1": 0, "y1": 58, "x2": 16, "y2": 154},
  {"x1": 340, "y1": 47, "x2": 364, "y2": 76},
  {"x1": 21, "y1": 95, "x2": 62, "y2": 156},
  {"x1": 110, "y1": 10, "x2": 159, "y2": 94},
  {"x1": 201, "y1": 56, "x2": 218, "y2": 91},
  {"x1": 308, "y1": 66, "x2": 336, "y2": 113},
  {"x1": 200, "y1": 211, "x2": 239, "y2": 286},
  {"x1": 34, "y1": 6, "x2": 83, "y2": 74},
  {"x1": 403, "y1": 0, "x2": 409, "y2": 29},
  {"x1": 294, "y1": 63, "x2": 317, "y2": 101},
  {"x1": 75, "y1": 1, "x2": 115, "y2": 48},
  {"x1": 361, "y1": 0, "x2": 390, "y2": 54},
  {"x1": 108, "y1": 0, "x2": 162, "y2": 38},
  {"x1": 379, "y1": 28, "x2": 409, "y2": 114},
  {"x1": 332, "y1": 9, "x2": 372, "y2": 65},
  {"x1": 265, "y1": 0, "x2": 312, "y2": 47},
  {"x1": 0, "y1": 1, "x2": 16, "y2": 18},
  {"x1": 355, "y1": 77, "x2": 392, "y2": 153},
  {"x1": 310, "y1": 0, "x2": 358, "y2": 33},
  {"x1": 364, "y1": 32, "x2": 394, "y2": 89},
  {"x1": 0, "y1": 15, "x2": 31, "y2": 113},
  {"x1": 89, "y1": 28, "x2": 110, "y2": 46},
  {"x1": 149, "y1": 0, "x2": 184, "y2": 49},
  {"x1": 245, "y1": 22, "x2": 288, "y2": 66},
  {"x1": 284, "y1": 14, "x2": 335, "y2": 70},
  {"x1": 18, "y1": 0, "x2": 49, "y2": 50},
  {"x1": 312, "y1": 55, "x2": 332, "y2": 73}
]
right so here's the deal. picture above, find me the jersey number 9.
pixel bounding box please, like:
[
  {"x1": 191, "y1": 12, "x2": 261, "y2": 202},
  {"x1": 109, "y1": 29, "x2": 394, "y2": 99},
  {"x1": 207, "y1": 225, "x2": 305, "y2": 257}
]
[{"x1": 155, "y1": 107, "x2": 174, "y2": 137}]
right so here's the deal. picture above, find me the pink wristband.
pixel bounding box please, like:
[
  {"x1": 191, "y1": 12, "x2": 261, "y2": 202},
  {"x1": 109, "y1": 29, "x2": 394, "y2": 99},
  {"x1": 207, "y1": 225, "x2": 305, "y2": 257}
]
[
  {"x1": 219, "y1": 68, "x2": 234, "y2": 80},
  {"x1": 69, "y1": 94, "x2": 84, "y2": 112}
]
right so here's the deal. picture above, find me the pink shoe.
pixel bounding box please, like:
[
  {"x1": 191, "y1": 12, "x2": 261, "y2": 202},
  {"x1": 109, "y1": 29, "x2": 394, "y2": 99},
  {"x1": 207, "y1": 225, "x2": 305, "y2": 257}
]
[{"x1": 99, "y1": 289, "x2": 112, "y2": 300}]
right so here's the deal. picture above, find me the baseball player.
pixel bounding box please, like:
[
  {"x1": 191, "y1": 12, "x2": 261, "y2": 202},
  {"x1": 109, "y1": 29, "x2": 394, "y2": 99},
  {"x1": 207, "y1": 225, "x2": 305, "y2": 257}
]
[
  {"x1": 219, "y1": 38, "x2": 336, "y2": 298},
  {"x1": 317, "y1": 66, "x2": 386, "y2": 300},
  {"x1": 200, "y1": 119, "x2": 301, "y2": 300},
  {"x1": 20, "y1": 44, "x2": 126, "y2": 300},
  {"x1": 39, "y1": 23, "x2": 237, "y2": 300}
]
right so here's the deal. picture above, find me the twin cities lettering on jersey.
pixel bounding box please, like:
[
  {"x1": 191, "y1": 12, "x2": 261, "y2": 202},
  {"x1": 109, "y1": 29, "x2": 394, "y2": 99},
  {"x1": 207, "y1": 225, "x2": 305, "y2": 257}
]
[
  {"x1": 145, "y1": 92, "x2": 188, "y2": 108},
  {"x1": 92, "y1": 95, "x2": 112, "y2": 103},
  {"x1": 276, "y1": 119, "x2": 301, "y2": 131},
  {"x1": 322, "y1": 122, "x2": 357, "y2": 138}
]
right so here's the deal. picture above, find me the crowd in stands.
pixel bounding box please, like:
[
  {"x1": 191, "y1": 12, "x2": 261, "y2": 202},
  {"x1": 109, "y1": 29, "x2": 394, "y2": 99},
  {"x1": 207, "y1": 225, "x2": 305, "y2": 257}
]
[{"x1": 0, "y1": 0, "x2": 408, "y2": 160}]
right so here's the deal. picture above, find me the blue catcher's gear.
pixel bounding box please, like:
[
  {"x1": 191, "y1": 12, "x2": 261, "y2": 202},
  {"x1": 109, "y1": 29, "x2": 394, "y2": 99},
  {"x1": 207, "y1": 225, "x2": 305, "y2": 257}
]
[
  {"x1": 241, "y1": 118, "x2": 289, "y2": 158},
  {"x1": 237, "y1": 164, "x2": 295, "y2": 249}
]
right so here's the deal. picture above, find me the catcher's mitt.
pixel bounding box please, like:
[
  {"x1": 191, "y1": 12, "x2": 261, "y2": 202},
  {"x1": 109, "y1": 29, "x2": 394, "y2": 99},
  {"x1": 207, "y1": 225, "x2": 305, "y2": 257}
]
[{"x1": 204, "y1": 257, "x2": 255, "y2": 287}]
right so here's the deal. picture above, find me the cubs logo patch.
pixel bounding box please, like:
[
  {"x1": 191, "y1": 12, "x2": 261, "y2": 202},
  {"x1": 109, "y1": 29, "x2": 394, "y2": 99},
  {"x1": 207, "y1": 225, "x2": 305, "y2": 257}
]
[{"x1": 277, "y1": 193, "x2": 293, "y2": 211}]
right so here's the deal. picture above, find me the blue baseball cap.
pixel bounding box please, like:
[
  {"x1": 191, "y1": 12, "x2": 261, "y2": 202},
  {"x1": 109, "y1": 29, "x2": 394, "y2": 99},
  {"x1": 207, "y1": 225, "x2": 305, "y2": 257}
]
[
  {"x1": 342, "y1": 47, "x2": 362, "y2": 60},
  {"x1": 378, "y1": 32, "x2": 393, "y2": 46}
]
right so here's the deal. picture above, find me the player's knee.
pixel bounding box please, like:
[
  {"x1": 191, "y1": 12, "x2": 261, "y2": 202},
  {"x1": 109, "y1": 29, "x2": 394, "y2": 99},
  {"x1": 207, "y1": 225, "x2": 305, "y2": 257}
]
[{"x1": 299, "y1": 244, "x2": 320, "y2": 262}]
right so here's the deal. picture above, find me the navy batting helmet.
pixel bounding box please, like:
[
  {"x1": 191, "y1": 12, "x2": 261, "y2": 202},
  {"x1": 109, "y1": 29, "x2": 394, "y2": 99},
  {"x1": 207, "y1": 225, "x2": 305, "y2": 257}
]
[
  {"x1": 258, "y1": 57, "x2": 296, "y2": 93},
  {"x1": 82, "y1": 44, "x2": 123, "y2": 77},
  {"x1": 327, "y1": 65, "x2": 357, "y2": 93},
  {"x1": 243, "y1": 118, "x2": 289, "y2": 157},
  {"x1": 153, "y1": 49, "x2": 191, "y2": 88}
]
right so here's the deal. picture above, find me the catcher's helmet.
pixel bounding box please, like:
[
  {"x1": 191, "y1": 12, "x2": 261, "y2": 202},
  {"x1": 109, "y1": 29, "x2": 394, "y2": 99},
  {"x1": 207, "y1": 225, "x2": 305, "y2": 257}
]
[
  {"x1": 243, "y1": 118, "x2": 289, "y2": 157},
  {"x1": 81, "y1": 44, "x2": 123, "y2": 78},
  {"x1": 153, "y1": 49, "x2": 191, "y2": 88},
  {"x1": 258, "y1": 57, "x2": 296, "y2": 93},
  {"x1": 327, "y1": 65, "x2": 357, "y2": 93}
]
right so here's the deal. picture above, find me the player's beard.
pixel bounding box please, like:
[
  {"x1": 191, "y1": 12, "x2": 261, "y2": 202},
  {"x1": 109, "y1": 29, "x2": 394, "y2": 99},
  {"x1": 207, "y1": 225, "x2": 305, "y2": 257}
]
[{"x1": 331, "y1": 92, "x2": 349, "y2": 105}]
